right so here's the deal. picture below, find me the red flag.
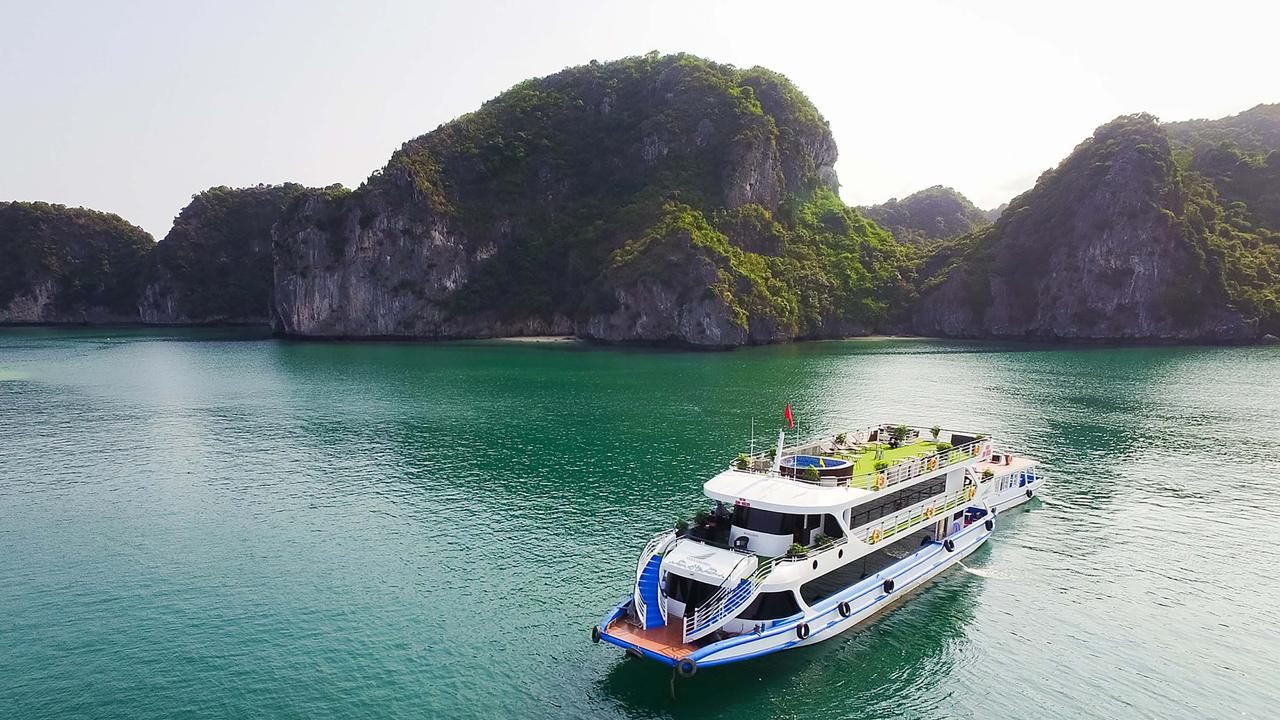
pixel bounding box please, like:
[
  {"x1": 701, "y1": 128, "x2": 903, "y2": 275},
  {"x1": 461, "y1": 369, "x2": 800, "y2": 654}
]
[{"x1": 784, "y1": 403, "x2": 794, "y2": 428}]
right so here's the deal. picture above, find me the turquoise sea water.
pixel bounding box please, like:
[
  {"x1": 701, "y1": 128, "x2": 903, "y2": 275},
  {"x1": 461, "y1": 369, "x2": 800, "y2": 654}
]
[{"x1": 1, "y1": 328, "x2": 1278, "y2": 719}]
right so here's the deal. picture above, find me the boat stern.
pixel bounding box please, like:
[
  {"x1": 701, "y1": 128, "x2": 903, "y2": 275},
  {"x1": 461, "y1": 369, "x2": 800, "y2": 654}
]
[{"x1": 595, "y1": 598, "x2": 693, "y2": 667}]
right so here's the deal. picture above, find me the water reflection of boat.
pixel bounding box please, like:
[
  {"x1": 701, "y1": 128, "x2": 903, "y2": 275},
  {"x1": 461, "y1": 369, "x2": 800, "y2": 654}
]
[{"x1": 592, "y1": 422, "x2": 1045, "y2": 676}]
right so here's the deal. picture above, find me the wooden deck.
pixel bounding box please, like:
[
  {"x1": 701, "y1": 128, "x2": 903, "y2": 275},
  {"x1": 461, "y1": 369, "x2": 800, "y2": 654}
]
[{"x1": 605, "y1": 619, "x2": 697, "y2": 660}]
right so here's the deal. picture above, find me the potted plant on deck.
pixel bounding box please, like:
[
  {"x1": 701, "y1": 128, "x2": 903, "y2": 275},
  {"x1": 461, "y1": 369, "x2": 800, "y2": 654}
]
[{"x1": 890, "y1": 424, "x2": 909, "y2": 448}]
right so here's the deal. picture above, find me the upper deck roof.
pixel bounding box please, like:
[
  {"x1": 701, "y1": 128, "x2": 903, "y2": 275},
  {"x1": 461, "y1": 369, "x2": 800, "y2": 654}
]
[{"x1": 704, "y1": 469, "x2": 873, "y2": 514}]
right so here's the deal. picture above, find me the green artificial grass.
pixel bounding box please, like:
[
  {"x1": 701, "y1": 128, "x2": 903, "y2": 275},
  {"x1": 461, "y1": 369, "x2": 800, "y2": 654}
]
[{"x1": 832, "y1": 440, "x2": 943, "y2": 488}]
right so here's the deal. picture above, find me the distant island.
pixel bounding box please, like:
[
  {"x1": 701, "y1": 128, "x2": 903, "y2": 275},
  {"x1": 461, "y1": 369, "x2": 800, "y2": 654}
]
[{"x1": 2, "y1": 52, "x2": 1277, "y2": 346}]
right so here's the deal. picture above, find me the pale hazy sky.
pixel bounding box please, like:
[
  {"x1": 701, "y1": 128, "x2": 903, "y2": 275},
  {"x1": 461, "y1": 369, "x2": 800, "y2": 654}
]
[{"x1": 2, "y1": 0, "x2": 1276, "y2": 239}]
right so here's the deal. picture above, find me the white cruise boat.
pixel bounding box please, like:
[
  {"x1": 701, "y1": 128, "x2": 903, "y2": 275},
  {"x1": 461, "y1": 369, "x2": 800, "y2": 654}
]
[{"x1": 592, "y1": 423, "x2": 1045, "y2": 675}]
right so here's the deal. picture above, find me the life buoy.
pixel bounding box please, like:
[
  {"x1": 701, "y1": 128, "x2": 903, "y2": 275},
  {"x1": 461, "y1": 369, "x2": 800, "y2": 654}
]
[
  {"x1": 1025, "y1": 488, "x2": 1034, "y2": 499},
  {"x1": 676, "y1": 658, "x2": 697, "y2": 677},
  {"x1": 591, "y1": 626, "x2": 601, "y2": 644},
  {"x1": 883, "y1": 578, "x2": 895, "y2": 594},
  {"x1": 923, "y1": 506, "x2": 934, "y2": 519},
  {"x1": 838, "y1": 601, "x2": 852, "y2": 618},
  {"x1": 796, "y1": 623, "x2": 810, "y2": 640},
  {"x1": 868, "y1": 528, "x2": 882, "y2": 545},
  {"x1": 967, "y1": 486, "x2": 976, "y2": 500},
  {"x1": 927, "y1": 457, "x2": 938, "y2": 471},
  {"x1": 874, "y1": 473, "x2": 886, "y2": 490},
  {"x1": 943, "y1": 539, "x2": 955, "y2": 552}
]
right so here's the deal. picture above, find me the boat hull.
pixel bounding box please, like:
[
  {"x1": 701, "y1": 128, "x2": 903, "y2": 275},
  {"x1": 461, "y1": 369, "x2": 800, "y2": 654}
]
[{"x1": 598, "y1": 517, "x2": 993, "y2": 670}]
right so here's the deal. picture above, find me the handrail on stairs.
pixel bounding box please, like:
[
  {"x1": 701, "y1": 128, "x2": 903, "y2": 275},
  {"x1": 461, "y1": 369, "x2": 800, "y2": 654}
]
[{"x1": 682, "y1": 555, "x2": 776, "y2": 643}]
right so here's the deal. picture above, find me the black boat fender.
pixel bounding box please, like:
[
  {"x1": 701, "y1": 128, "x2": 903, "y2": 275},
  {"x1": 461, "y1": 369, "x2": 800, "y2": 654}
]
[
  {"x1": 591, "y1": 626, "x2": 601, "y2": 644},
  {"x1": 676, "y1": 658, "x2": 697, "y2": 677},
  {"x1": 985, "y1": 518, "x2": 994, "y2": 531},
  {"x1": 883, "y1": 578, "x2": 895, "y2": 594},
  {"x1": 838, "y1": 601, "x2": 852, "y2": 618},
  {"x1": 1026, "y1": 488, "x2": 1034, "y2": 499},
  {"x1": 943, "y1": 539, "x2": 955, "y2": 552},
  {"x1": 796, "y1": 623, "x2": 810, "y2": 640}
]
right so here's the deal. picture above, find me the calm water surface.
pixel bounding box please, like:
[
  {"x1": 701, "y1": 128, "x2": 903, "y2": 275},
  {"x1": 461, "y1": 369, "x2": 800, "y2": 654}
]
[{"x1": 1, "y1": 329, "x2": 1277, "y2": 719}]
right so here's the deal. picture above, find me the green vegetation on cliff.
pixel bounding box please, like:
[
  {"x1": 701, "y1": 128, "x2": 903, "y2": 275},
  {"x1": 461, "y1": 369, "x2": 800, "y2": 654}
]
[
  {"x1": 278, "y1": 52, "x2": 912, "y2": 342},
  {"x1": 1166, "y1": 104, "x2": 1280, "y2": 156},
  {"x1": 1164, "y1": 106, "x2": 1280, "y2": 330},
  {"x1": 4, "y1": 58, "x2": 1274, "y2": 344},
  {"x1": 914, "y1": 112, "x2": 1280, "y2": 338},
  {"x1": 0, "y1": 202, "x2": 153, "y2": 319},
  {"x1": 861, "y1": 186, "x2": 992, "y2": 244},
  {"x1": 147, "y1": 184, "x2": 308, "y2": 322},
  {"x1": 606, "y1": 190, "x2": 912, "y2": 334}
]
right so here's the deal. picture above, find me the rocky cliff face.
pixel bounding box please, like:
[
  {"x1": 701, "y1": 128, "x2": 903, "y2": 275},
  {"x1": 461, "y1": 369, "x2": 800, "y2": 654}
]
[
  {"x1": 141, "y1": 184, "x2": 307, "y2": 324},
  {"x1": 0, "y1": 202, "x2": 154, "y2": 323},
  {"x1": 270, "y1": 53, "x2": 905, "y2": 347},
  {"x1": 911, "y1": 114, "x2": 1270, "y2": 341},
  {"x1": 861, "y1": 186, "x2": 992, "y2": 244}
]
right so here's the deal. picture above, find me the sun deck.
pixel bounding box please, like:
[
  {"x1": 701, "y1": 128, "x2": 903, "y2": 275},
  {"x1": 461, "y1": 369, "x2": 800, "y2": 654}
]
[{"x1": 734, "y1": 423, "x2": 992, "y2": 493}]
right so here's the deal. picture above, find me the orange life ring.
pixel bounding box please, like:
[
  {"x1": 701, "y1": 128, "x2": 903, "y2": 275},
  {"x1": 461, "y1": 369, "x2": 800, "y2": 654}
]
[
  {"x1": 967, "y1": 486, "x2": 976, "y2": 500},
  {"x1": 927, "y1": 457, "x2": 938, "y2": 471},
  {"x1": 869, "y1": 528, "x2": 882, "y2": 544},
  {"x1": 874, "y1": 473, "x2": 886, "y2": 490},
  {"x1": 923, "y1": 506, "x2": 934, "y2": 519}
]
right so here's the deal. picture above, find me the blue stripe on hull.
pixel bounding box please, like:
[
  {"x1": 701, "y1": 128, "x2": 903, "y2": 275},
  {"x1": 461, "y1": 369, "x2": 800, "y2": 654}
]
[{"x1": 690, "y1": 522, "x2": 993, "y2": 668}]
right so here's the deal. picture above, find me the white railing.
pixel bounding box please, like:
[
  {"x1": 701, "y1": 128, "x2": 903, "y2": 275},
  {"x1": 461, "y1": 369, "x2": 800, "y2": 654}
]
[
  {"x1": 855, "y1": 487, "x2": 972, "y2": 546},
  {"x1": 633, "y1": 530, "x2": 676, "y2": 628},
  {"x1": 682, "y1": 555, "x2": 776, "y2": 643},
  {"x1": 736, "y1": 434, "x2": 990, "y2": 492}
]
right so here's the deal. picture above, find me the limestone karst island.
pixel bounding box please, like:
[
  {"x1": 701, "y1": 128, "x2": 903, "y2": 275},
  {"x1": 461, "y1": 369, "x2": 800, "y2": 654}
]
[{"x1": 3, "y1": 54, "x2": 1278, "y2": 346}]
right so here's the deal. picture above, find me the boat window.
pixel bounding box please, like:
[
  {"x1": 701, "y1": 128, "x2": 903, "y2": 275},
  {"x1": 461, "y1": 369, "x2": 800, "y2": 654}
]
[
  {"x1": 822, "y1": 513, "x2": 843, "y2": 538},
  {"x1": 732, "y1": 506, "x2": 804, "y2": 535},
  {"x1": 800, "y1": 527, "x2": 935, "y2": 604},
  {"x1": 847, "y1": 478, "x2": 946, "y2": 529},
  {"x1": 664, "y1": 573, "x2": 720, "y2": 610},
  {"x1": 737, "y1": 590, "x2": 802, "y2": 621}
]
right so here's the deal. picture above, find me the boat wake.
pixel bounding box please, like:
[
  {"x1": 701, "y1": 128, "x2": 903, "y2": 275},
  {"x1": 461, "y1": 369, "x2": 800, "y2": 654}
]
[{"x1": 958, "y1": 561, "x2": 996, "y2": 578}]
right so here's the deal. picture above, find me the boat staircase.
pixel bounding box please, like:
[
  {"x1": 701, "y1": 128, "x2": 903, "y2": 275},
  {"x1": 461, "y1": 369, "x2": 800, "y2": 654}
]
[
  {"x1": 633, "y1": 530, "x2": 676, "y2": 630},
  {"x1": 682, "y1": 555, "x2": 777, "y2": 643}
]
